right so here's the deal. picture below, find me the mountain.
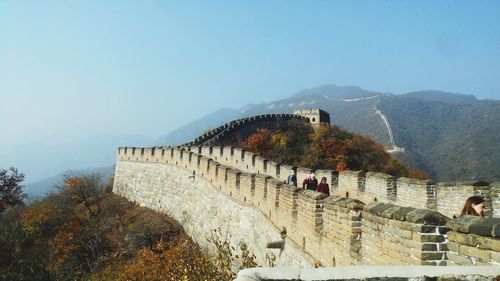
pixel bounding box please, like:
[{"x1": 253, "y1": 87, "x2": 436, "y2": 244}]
[
  {"x1": 158, "y1": 108, "x2": 241, "y2": 145},
  {"x1": 0, "y1": 133, "x2": 154, "y2": 185},
  {"x1": 158, "y1": 85, "x2": 500, "y2": 183}
]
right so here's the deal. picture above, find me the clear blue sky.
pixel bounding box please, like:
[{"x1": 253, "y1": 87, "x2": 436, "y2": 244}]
[{"x1": 1, "y1": 1, "x2": 499, "y2": 182}]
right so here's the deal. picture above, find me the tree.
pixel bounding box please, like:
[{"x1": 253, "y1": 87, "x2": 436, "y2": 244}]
[{"x1": 0, "y1": 167, "x2": 27, "y2": 213}]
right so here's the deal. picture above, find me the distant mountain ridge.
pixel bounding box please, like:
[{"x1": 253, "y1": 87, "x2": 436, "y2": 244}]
[{"x1": 159, "y1": 85, "x2": 500, "y2": 182}]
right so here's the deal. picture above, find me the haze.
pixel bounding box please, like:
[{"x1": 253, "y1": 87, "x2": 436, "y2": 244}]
[{"x1": 1, "y1": 1, "x2": 499, "y2": 184}]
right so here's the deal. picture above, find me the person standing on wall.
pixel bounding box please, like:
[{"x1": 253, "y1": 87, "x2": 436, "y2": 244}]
[
  {"x1": 302, "y1": 171, "x2": 311, "y2": 189},
  {"x1": 316, "y1": 176, "x2": 330, "y2": 195},
  {"x1": 287, "y1": 170, "x2": 297, "y2": 186},
  {"x1": 303, "y1": 172, "x2": 318, "y2": 191}
]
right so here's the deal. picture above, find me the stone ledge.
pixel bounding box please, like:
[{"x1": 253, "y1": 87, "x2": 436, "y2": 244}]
[
  {"x1": 235, "y1": 266, "x2": 500, "y2": 281},
  {"x1": 363, "y1": 203, "x2": 449, "y2": 225},
  {"x1": 447, "y1": 216, "x2": 500, "y2": 237},
  {"x1": 447, "y1": 231, "x2": 500, "y2": 252},
  {"x1": 397, "y1": 177, "x2": 434, "y2": 185},
  {"x1": 405, "y1": 209, "x2": 450, "y2": 225},
  {"x1": 365, "y1": 172, "x2": 396, "y2": 180},
  {"x1": 300, "y1": 190, "x2": 328, "y2": 200}
]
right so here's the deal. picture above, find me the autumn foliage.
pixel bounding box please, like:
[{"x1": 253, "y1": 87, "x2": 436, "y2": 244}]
[
  {"x1": 1, "y1": 173, "x2": 261, "y2": 281},
  {"x1": 0, "y1": 167, "x2": 27, "y2": 213},
  {"x1": 237, "y1": 121, "x2": 429, "y2": 179}
]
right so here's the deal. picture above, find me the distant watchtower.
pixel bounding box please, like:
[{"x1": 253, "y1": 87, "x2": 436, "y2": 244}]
[{"x1": 293, "y1": 109, "x2": 330, "y2": 128}]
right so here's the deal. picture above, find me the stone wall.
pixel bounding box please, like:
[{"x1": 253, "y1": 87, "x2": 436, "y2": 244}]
[
  {"x1": 436, "y1": 182, "x2": 492, "y2": 218},
  {"x1": 114, "y1": 160, "x2": 311, "y2": 267},
  {"x1": 113, "y1": 146, "x2": 500, "y2": 272},
  {"x1": 187, "y1": 145, "x2": 496, "y2": 218},
  {"x1": 446, "y1": 216, "x2": 500, "y2": 265},
  {"x1": 362, "y1": 202, "x2": 449, "y2": 266},
  {"x1": 492, "y1": 182, "x2": 500, "y2": 218}
]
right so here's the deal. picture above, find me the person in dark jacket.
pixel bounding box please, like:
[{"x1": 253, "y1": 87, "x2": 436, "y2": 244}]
[
  {"x1": 316, "y1": 176, "x2": 330, "y2": 196},
  {"x1": 304, "y1": 172, "x2": 318, "y2": 191}
]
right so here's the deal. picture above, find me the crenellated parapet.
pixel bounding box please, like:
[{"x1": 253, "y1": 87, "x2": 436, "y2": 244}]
[
  {"x1": 183, "y1": 145, "x2": 498, "y2": 219},
  {"x1": 446, "y1": 216, "x2": 500, "y2": 265},
  {"x1": 183, "y1": 114, "x2": 310, "y2": 146},
  {"x1": 114, "y1": 146, "x2": 500, "y2": 268}
]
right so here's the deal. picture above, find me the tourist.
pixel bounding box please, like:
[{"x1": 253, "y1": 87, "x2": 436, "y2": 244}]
[
  {"x1": 302, "y1": 171, "x2": 311, "y2": 189},
  {"x1": 303, "y1": 172, "x2": 318, "y2": 191},
  {"x1": 316, "y1": 176, "x2": 330, "y2": 195},
  {"x1": 460, "y1": 196, "x2": 485, "y2": 217},
  {"x1": 287, "y1": 170, "x2": 297, "y2": 186}
]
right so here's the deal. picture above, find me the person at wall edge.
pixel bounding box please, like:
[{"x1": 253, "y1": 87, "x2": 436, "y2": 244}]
[
  {"x1": 302, "y1": 171, "x2": 311, "y2": 189},
  {"x1": 460, "y1": 195, "x2": 485, "y2": 217},
  {"x1": 303, "y1": 172, "x2": 318, "y2": 191},
  {"x1": 316, "y1": 176, "x2": 330, "y2": 196},
  {"x1": 287, "y1": 170, "x2": 297, "y2": 187}
]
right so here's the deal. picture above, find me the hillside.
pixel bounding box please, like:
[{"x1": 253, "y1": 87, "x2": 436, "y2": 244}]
[
  {"x1": 218, "y1": 120, "x2": 425, "y2": 179},
  {"x1": 380, "y1": 94, "x2": 500, "y2": 181},
  {"x1": 0, "y1": 174, "x2": 258, "y2": 281},
  {"x1": 159, "y1": 85, "x2": 500, "y2": 182}
]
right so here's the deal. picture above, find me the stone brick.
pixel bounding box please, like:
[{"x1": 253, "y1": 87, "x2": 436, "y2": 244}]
[
  {"x1": 413, "y1": 224, "x2": 439, "y2": 234},
  {"x1": 459, "y1": 244, "x2": 491, "y2": 261},
  {"x1": 445, "y1": 251, "x2": 473, "y2": 265},
  {"x1": 406, "y1": 209, "x2": 450, "y2": 225},
  {"x1": 445, "y1": 215, "x2": 482, "y2": 233},
  {"x1": 393, "y1": 207, "x2": 416, "y2": 221},
  {"x1": 369, "y1": 203, "x2": 394, "y2": 216},
  {"x1": 476, "y1": 236, "x2": 500, "y2": 252},
  {"x1": 446, "y1": 231, "x2": 478, "y2": 247},
  {"x1": 437, "y1": 226, "x2": 451, "y2": 235},
  {"x1": 421, "y1": 243, "x2": 438, "y2": 251},
  {"x1": 469, "y1": 218, "x2": 500, "y2": 237},
  {"x1": 380, "y1": 205, "x2": 403, "y2": 219},
  {"x1": 418, "y1": 234, "x2": 445, "y2": 243},
  {"x1": 438, "y1": 243, "x2": 448, "y2": 251}
]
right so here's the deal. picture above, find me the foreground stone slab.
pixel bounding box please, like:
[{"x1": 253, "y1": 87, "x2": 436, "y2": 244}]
[{"x1": 234, "y1": 266, "x2": 500, "y2": 281}]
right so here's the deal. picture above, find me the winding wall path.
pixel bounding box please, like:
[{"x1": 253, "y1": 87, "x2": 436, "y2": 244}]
[{"x1": 183, "y1": 114, "x2": 308, "y2": 146}]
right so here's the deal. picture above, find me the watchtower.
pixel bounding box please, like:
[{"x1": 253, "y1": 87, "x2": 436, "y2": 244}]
[{"x1": 293, "y1": 109, "x2": 330, "y2": 127}]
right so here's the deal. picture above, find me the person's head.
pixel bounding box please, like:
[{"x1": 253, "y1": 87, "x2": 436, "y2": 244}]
[
  {"x1": 310, "y1": 173, "x2": 316, "y2": 179},
  {"x1": 321, "y1": 177, "x2": 327, "y2": 183},
  {"x1": 461, "y1": 196, "x2": 485, "y2": 217},
  {"x1": 290, "y1": 170, "x2": 295, "y2": 175}
]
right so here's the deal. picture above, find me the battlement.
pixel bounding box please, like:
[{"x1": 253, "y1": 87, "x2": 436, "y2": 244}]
[
  {"x1": 293, "y1": 108, "x2": 330, "y2": 127},
  {"x1": 180, "y1": 145, "x2": 497, "y2": 219},
  {"x1": 113, "y1": 145, "x2": 500, "y2": 269}
]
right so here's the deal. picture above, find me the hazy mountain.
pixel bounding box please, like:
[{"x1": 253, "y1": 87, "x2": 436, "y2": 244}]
[
  {"x1": 0, "y1": 133, "x2": 153, "y2": 184},
  {"x1": 158, "y1": 108, "x2": 241, "y2": 146},
  {"x1": 159, "y1": 85, "x2": 500, "y2": 182}
]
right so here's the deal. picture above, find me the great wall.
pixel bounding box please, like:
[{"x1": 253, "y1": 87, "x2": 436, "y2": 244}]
[{"x1": 113, "y1": 109, "x2": 500, "y2": 280}]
